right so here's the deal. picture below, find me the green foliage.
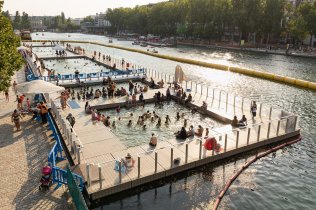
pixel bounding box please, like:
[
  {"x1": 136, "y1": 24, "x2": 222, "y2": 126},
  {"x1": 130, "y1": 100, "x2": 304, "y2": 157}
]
[
  {"x1": 0, "y1": 14, "x2": 23, "y2": 91},
  {"x1": 104, "y1": 0, "x2": 315, "y2": 44}
]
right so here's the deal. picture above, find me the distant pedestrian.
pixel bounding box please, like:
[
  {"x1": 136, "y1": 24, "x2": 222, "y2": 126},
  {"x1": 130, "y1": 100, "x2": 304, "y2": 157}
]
[
  {"x1": 12, "y1": 81, "x2": 17, "y2": 93},
  {"x1": 4, "y1": 89, "x2": 9, "y2": 102}
]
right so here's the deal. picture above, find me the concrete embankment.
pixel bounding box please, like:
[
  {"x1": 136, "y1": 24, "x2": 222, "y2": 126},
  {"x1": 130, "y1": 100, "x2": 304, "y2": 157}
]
[{"x1": 26, "y1": 40, "x2": 316, "y2": 91}]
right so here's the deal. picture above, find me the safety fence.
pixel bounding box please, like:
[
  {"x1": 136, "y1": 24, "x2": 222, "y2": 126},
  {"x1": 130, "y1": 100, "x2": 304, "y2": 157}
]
[
  {"x1": 47, "y1": 110, "x2": 84, "y2": 191},
  {"x1": 83, "y1": 112, "x2": 298, "y2": 191},
  {"x1": 41, "y1": 68, "x2": 146, "y2": 82}
]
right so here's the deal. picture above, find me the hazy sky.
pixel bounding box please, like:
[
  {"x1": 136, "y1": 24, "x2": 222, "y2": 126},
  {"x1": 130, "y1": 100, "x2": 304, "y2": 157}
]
[{"x1": 3, "y1": 0, "x2": 167, "y2": 18}]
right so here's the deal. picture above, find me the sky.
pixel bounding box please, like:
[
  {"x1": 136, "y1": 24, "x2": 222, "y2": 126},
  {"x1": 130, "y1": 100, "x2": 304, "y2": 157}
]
[{"x1": 3, "y1": 0, "x2": 167, "y2": 18}]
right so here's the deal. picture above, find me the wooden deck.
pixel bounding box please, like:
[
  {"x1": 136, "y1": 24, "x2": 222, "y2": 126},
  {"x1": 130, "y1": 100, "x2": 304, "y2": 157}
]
[{"x1": 47, "y1": 53, "x2": 300, "y2": 201}]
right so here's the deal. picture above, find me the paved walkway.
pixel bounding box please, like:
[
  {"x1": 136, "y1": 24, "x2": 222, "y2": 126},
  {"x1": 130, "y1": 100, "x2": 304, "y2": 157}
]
[{"x1": 0, "y1": 69, "x2": 73, "y2": 209}]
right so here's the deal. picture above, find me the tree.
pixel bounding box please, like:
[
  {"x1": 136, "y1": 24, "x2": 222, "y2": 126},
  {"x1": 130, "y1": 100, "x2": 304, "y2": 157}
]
[
  {"x1": 0, "y1": 14, "x2": 23, "y2": 91},
  {"x1": 82, "y1": 15, "x2": 94, "y2": 23},
  {"x1": 13, "y1": 11, "x2": 20, "y2": 29},
  {"x1": 21, "y1": 12, "x2": 30, "y2": 29},
  {"x1": 61, "y1": 12, "x2": 65, "y2": 25}
]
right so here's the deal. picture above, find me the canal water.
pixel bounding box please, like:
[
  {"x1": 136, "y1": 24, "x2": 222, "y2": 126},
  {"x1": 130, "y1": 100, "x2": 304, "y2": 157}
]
[{"x1": 32, "y1": 33, "x2": 316, "y2": 209}]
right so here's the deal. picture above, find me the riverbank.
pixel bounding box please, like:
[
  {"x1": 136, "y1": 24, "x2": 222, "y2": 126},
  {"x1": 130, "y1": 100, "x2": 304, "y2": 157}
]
[
  {"x1": 0, "y1": 68, "x2": 72, "y2": 209},
  {"x1": 177, "y1": 41, "x2": 316, "y2": 59}
]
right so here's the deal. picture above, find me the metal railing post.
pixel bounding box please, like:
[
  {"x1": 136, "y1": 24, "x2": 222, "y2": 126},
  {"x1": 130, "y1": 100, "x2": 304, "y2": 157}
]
[
  {"x1": 259, "y1": 103, "x2": 263, "y2": 117},
  {"x1": 207, "y1": 86, "x2": 209, "y2": 97},
  {"x1": 76, "y1": 146, "x2": 81, "y2": 164},
  {"x1": 219, "y1": 91, "x2": 222, "y2": 109},
  {"x1": 119, "y1": 161, "x2": 122, "y2": 183},
  {"x1": 247, "y1": 128, "x2": 251, "y2": 145},
  {"x1": 226, "y1": 92, "x2": 228, "y2": 112},
  {"x1": 138, "y1": 156, "x2": 141, "y2": 178},
  {"x1": 72, "y1": 141, "x2": 76, "y2": 156},
  {"x1": 285, "y1": 118, "x2": 289, "y2": 134},
  {"x1": 185, "y1": 81, "x2": 188, "y2": 89},
  {"x1": 190, "y1": 81, "x2": 192, "y2": 90},
  {"x1": 236, "y1": 131, "x2": 239, "y2": 148},
  {"x1": 212, "y1": 88, "x2": 215, "y2": 99},
  {"x1": 199, "y1": 141, "x2": 202, "y2": 159},
  {"x1": 185, "y1": 144, "x2": 188, "y2": 163},
  {"x1": 267, "y1": 122, "x2": 271, "y2": 138},
  {"x1": 224, "y1": 134, "x2": 228, "y2": 152},
  {"x1": 269, "y1": 107, "x2": 273, "y2": 120},
  {"x1": 276, "y1": 120, "x2": 281, "y2": 136},
  {"x1": 257, "y1": 125, "x2": 261, "y2": 142},
  {"x1": 98, "y1": 165, "x2": 102, "y2": 189},
  {"x1": 155, "y1": 152, "x2": 158, "y2": 173},
  {"x1": 86, "y1": 164, "x2": 91, "y2": 187},
  {"x1": 171, "y1": 147, "x2": 174, "y2": 167},
  {"x1": 200, "y1": 84, "x2": 202, "y2": 94},
  {"x1": 195, "y1": 82, "x2": 197, "y2": 93},
  {"x1": 241, "y1": 98, "x2": 244, "y2": 113},
  {"x1": 294, "y1": 116, "x2": 298, "y2": 131}
]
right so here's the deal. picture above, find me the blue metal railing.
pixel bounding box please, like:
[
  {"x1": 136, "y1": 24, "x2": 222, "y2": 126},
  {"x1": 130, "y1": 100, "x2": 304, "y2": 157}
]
[
  {"x1": 52, "y1": 166, "x2": 84, "y2": 191},
  {"x1": 47, "y1": 112, "x2": 84, "y2": 191},
  {"x1": 41, "y1": 68, "x2": 146, "y2": 82}
]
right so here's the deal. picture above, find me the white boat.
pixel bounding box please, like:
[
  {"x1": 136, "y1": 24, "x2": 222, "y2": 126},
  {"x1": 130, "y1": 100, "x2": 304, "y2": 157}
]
[
  {"x1": 132, "y1": 41, "x2": 140, "y2": 45},
  {"x1": 140, "y1": 42, "x2": 147, "y2": 47}
]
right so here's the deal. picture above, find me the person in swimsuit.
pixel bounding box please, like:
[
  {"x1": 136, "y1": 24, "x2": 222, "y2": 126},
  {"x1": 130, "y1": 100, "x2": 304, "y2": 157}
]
[{"x1": 11, "y1": 109, "x2": 22, "y2": 131}]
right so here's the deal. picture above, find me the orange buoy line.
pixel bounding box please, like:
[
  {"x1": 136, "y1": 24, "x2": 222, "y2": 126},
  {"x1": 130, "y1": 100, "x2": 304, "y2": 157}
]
[
  {"x1": 24, "y1": 40, "x2": 316, "y2": 91},
  {"x1": 212, "y1": 136, "x2": 302, "y2": 210}
]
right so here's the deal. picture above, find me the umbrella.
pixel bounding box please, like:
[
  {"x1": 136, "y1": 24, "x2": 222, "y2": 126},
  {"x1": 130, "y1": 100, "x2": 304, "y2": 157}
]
[
  {"x1": 52, "y1": 45, "x2": 65, "y2": 51},
  {"x1": 16, "y1": 80, "x2": 65, "y2": 94}
]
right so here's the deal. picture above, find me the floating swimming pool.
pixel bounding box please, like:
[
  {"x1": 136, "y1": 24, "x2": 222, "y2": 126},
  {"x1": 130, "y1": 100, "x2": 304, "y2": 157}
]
[
  {"x1": 102, "y1": 101, "x2": 225, "y2": 147},
  {"x1": 43, "y1": 58, "x2": 112, "y2": 75},
  {"x1": 32, "y1": 46, "x2": 76, "y2": 57}
]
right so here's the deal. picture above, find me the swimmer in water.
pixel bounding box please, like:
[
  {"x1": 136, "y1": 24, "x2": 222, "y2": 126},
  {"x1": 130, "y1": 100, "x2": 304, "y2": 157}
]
[
  {"x1": 127, "y1": 120, "x2": 132, "y2": 126},
  {"x1": 156, "y1": 117, "x2": 161, "y2": 127}
]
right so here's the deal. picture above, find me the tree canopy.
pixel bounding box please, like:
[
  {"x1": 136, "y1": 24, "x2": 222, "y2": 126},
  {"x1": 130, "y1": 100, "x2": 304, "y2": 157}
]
[
  {"x1": 105, "y1": 0, "x2": 316, "y2": 45},
  {"x1": 0, "y1": 13, "x2": 23, "y2": 91}
]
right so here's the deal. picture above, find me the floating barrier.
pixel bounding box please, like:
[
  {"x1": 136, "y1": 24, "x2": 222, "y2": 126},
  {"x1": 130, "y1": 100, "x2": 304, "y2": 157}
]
[
  {"x1": 212, "y1": 136, "x2": 302, "y2": 210},
  {"x1": 24, "y1": 40, "x2": 316, "y2": 91}
]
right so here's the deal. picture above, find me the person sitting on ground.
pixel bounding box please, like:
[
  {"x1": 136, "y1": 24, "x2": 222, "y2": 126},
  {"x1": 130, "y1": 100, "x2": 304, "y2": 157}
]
[
  {"x1": 151, "y1": 116, "x2": 155, "y2": 122},
  {"x1": 176, "y1": 127, "x2": 187, "y2": 140},
  {"x1": 150, "y1": 77, "x2": 155, "y2": 88},
  {"x1": 201, "y1": 101, "x2": 208, "y2": 110},
  {"x1": 149, "y1": 133, "x2": 157, "y2": 147},
  {"x1": 124, "y1": 153, "x2": 134, "y2": 169},
  {"x1": 187, "y1": 125, "x2": 195, "y2": 137},
  {"x1": 231, "y1": 116, "x2": 238, "y2": 127},
  {"x1": 91, "y1": 109, "x2": 98, "y2": 121},
  {"x1": 127, "y1": 120, "x2": 132, "y2": 126},
  {"x1": 238, "y1": 115, "x2": 247, "y2": 127},
  {"x1": 185, "y1": 93, "x2": 192, "y2": 104},
  {"x1": 101, "y1": 114, "x2": 106, "y2": 123},
  {"x1": 143, "y1": 85, "x2": 148, "y2": 92},
  {"x1": 158, "y1": 79, "x2": 164, "y2": 88},
  {"x1": 139, "y1": 92, "x2": 144, "y2": 104},
  {"x1": 143, "y1": 124, "x2": 147, "y2": 130},
  {"x1": 195, "y1": 125, "x2": 204, "y2": 136},
  {"x1": 66, "y1": 113, "x2": 76, "y2": 127},
  {"x1": 94, "y1": 89, "x2": 101, "y2": 98}
]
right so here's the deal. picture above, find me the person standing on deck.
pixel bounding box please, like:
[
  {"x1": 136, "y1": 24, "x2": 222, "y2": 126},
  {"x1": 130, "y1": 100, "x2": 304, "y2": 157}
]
[
  {"x1": 251, "y1": 101, "x2": 257, "y2": 118},
  {"x1": 11, "y1": 109, "x2": 22, "y2": 131}
]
